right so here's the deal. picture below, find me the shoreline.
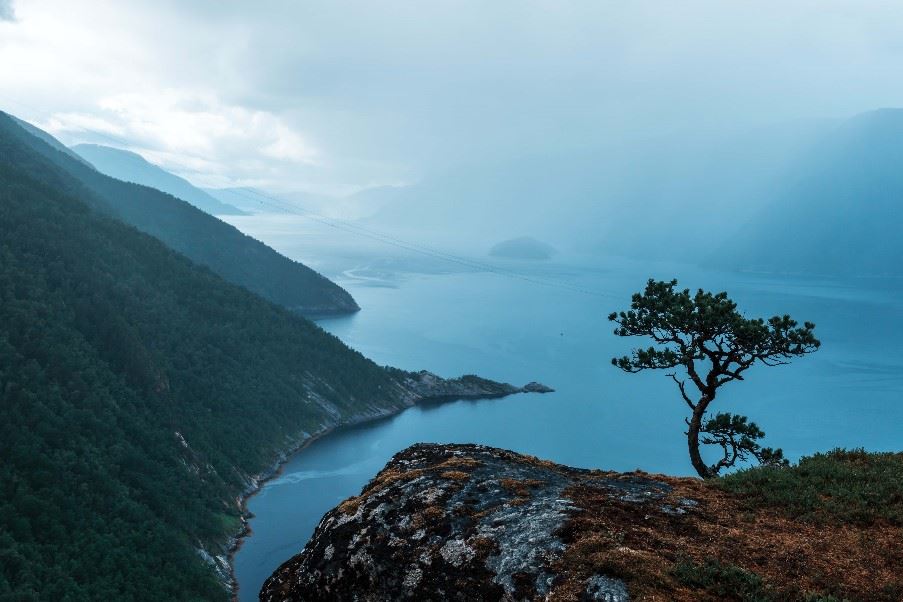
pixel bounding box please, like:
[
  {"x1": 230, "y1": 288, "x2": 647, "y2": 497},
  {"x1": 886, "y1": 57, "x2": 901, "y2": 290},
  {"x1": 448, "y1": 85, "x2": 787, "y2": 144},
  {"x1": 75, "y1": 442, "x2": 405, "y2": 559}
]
[
  {"x1": 224, "y1": 406, "x2": 397, "y2": 601},
  {"x1": 224, "y1": 380, "x2": 553, "y2": 600}
]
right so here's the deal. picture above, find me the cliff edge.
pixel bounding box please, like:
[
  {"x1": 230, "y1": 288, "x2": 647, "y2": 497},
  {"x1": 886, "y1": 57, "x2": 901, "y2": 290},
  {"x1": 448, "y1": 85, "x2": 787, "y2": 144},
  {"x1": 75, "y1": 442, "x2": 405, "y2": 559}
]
[{"x1": 261, "y1": 444, "x2": 902, "y2": 601}]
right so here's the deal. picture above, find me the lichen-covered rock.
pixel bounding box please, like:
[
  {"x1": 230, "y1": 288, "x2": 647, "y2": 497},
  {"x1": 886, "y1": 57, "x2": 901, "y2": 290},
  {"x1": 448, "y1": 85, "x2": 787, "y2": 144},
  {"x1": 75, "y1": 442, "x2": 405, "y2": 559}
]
[
  {"x1": 261, "y1": 444, "x2": 903, "y2": 602},
  {"x1": 260, "y1": 444, "x2": 669, "y2": 601},
  {"x1": 400, "y1": 371, "x2": 554, "y2": 402}
]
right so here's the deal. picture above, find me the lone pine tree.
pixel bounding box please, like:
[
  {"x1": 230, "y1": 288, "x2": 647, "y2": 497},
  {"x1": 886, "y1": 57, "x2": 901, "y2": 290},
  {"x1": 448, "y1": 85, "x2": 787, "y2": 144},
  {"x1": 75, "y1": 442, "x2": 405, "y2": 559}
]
[{"x1": 609, "y1": 279, "x2": 820, "y2": 478}]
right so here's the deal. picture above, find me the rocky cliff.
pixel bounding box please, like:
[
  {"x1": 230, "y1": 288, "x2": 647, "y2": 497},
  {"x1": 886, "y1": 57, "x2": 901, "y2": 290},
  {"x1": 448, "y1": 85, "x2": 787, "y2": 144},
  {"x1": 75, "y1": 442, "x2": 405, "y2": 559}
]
[{"x1": 261, "y1": 444, "x2": 902, "y2": 602}]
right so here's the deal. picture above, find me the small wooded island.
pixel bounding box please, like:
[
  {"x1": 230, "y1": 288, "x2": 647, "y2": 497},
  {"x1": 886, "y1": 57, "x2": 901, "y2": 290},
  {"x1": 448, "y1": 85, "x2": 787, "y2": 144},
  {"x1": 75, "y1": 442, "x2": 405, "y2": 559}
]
[{"x1": 489, "y1": 236, "x2": 558, "y2": 261}]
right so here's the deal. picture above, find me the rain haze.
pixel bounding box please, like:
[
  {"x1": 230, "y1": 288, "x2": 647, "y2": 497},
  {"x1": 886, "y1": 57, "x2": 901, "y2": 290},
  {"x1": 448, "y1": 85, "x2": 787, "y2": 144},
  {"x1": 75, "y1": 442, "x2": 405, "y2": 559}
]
[{"x1": 6, "y1": 1, "x2": 903, "y2": 255}]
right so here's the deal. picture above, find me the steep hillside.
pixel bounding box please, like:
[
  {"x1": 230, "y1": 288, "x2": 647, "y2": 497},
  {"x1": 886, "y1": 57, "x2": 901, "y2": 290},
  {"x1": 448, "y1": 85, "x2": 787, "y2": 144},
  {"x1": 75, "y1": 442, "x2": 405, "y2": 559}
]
[
  {"x1": 0, "y1": 114, "x2": 542, "y2": 600},
  {"x1": 719, "y1": 109, "x2": 903, "y2": 277},
  {"x1": 264, "y1": 444, "x2": 903, "y2": 601},
  {"x1": 71, "y1": 144, "x2": 245, "y2": 216},
  {"x1": 4, "y1": 115, "x2": 358, "y2": 315}
]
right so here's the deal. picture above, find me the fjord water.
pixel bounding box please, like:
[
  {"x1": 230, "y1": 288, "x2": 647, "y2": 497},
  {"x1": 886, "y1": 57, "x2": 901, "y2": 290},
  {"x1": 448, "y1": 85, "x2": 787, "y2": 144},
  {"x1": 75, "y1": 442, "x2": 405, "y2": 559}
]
[{"x1": 229, "y1": 219, "x2": 903, "y2": 600}]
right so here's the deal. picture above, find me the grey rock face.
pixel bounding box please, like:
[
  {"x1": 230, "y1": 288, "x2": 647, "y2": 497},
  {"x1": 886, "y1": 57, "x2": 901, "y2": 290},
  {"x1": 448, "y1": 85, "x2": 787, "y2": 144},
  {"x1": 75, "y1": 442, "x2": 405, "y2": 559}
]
[
  {"x1": 584, "y1": 575, "x2": 630, "y2": 601},
  {"x1": 260, "y1": 444, "x2": 680, "y2": 601}
]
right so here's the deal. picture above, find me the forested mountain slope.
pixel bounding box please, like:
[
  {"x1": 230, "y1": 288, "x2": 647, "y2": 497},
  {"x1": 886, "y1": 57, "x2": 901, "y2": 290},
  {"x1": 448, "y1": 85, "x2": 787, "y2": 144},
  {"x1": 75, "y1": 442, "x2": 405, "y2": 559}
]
[
  {"x1": 0, "y1": 112, "x2": 532, "y2": 600},
  {"x1": 4, "y1": 115, "x2": 358, "y2": 315}
]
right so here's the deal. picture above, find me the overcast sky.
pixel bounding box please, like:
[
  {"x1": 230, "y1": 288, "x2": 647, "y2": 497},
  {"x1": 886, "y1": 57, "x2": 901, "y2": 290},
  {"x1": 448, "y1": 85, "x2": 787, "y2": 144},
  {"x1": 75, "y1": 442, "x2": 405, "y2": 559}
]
[{"x1": 3, "y1": 0, "x2": 903, "y2": 195}]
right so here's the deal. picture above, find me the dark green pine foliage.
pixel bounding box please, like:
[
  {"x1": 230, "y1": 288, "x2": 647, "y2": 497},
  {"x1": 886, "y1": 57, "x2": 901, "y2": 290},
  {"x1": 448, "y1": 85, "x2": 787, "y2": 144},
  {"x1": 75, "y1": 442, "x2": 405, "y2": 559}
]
[
  {"x1": 6, "y1": 115, "x2": 358, "y2": 315},
  {"x1": 0, "y1": 112, "x2": 406, "y2": 600},
  {"x1": 609, "y1": 279, "x2": 820, "y2": 478}
]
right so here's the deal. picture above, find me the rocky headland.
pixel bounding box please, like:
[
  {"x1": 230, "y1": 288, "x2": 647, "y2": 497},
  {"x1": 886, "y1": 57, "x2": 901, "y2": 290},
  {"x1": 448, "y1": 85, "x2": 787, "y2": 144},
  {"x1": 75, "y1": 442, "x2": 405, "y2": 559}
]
[
  {"x1": 261, "y1": 444, "x2": 902, "y2": 601},
  {"x1": 399, "y1": 371, "x2": 555, "y2": 401},
  {"x1": 226, "y1": 375, "x2": 553, "y2": 594}
]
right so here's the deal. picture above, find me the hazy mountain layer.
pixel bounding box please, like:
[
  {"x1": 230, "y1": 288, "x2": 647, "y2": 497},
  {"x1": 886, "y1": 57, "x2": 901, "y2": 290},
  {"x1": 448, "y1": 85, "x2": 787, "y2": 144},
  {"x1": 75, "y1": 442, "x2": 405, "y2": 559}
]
[
  {"x1": 4, "y1": 116, "x2": 358, "y2": 315},
  {"x1": 359, "y1": 123, "x2": 824, "y2": 261},
  {"x1": 716, "y1": 109, "x2": 903, "y2": 277},
  {"x1": 72, "y1": 143, "x2": 245, "y2": 216}
]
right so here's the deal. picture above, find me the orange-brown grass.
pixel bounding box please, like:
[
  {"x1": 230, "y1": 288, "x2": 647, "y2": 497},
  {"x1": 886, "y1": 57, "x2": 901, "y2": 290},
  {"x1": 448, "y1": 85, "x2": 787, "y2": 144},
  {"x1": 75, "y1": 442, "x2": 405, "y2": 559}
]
[
  {"x1": 411, "y1": 505, "x2": 447, "y2": 530},
  {"x1": 499, "y1": 478, "x2": 544, "y2": 497},
  {"x1": 440, "y1": 470, "x2": 471, "y2": 481},
  {"x1": 435, "y1": 457, "x2": 483, "y2": 470},
  {"x1": 357, "y1": 467, "x2": 428, "y2": 501},
  {"x1": 551, "y1": 474, "x2": 903, "y2": 601},
  {"x1": 337, "y1": 496, "x2": 363, "y2": 515}
]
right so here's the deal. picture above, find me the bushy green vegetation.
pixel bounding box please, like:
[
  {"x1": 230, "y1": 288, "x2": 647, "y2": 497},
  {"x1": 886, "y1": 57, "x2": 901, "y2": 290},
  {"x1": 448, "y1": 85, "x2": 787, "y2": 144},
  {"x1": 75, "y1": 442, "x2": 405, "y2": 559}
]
[
  {"x1": 0, "y1": 113, "x2": 406, "y2": 600},
  {"x1": 672, "y1": 558, "x2": 846, "y2": 602},
  {"x1": 718, "y1": 449, "x2": 903, "y2": 526},
  {"x1": 672, "y1": 557, "x2": 773, "y2": 601},
  {"x1": 5, "y1": 114, "x2": 358, "y2": 315}
]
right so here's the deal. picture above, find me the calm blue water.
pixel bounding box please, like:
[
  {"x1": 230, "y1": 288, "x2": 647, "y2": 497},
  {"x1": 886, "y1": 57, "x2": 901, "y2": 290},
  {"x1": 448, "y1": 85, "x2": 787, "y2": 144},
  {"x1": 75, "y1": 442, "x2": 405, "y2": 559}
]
[{"x1": 227, "y1": 220, "x2": 903, "y2": 600}]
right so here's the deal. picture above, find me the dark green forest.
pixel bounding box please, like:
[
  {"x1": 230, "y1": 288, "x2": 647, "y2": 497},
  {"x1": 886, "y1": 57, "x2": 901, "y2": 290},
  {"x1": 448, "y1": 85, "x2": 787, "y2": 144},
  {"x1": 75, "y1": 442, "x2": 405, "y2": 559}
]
[
  {"x1": 5, "y1": 115, "x2": 358, "y2": 315},
  {"x1": 0, "y1": 113, "x2": 409, "y2": 600}
]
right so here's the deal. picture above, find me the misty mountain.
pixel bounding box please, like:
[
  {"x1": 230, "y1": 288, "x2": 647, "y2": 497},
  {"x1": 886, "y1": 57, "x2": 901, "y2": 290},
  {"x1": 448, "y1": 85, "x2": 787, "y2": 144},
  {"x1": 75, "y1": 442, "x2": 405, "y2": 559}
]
[
  {"x1": 360, "y1": 124, "x2": 824, "y2": 260},
  {"x1": 72, "y1": 143, "x2": 245, "y2": 216},
  {"x1": 0, "y1": 110, "x2": 411, "y2": 599},
  {"x1": 717, "y1": 109, "x2": 903, "y2": 278},
  {"x1": 6, "y1": 115, "x2": 359, "y2": 315}
]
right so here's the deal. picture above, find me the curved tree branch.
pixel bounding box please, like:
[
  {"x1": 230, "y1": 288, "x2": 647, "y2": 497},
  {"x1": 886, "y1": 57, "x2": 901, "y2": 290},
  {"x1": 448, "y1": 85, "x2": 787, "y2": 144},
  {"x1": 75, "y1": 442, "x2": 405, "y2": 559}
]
[{"x1": 609, "y1": 278, "x2": 819, "y2": 478}]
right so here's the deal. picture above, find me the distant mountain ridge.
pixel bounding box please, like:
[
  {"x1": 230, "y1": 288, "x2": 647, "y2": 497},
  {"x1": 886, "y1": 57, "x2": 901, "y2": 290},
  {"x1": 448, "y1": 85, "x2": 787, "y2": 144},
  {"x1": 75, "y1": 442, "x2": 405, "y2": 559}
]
[
  {"x1": 72, "y1": 143, "x2": 245, "y2": 216},
  {"x1": 5, "y1": 115, "x2": 359, "y2": 315},
  {"x1": 716, "y1": 108, "x2": 903, "y2": 278},
  {"x1": 358, "y1": 124, "x2": 822, "y2": 261}
]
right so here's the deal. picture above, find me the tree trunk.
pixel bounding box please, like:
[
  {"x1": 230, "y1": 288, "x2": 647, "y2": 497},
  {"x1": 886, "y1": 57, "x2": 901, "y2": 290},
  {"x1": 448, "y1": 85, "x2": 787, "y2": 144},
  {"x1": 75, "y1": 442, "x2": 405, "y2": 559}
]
[{"x1": 687, "y1": 399, "x2": 712, "y2": 478}]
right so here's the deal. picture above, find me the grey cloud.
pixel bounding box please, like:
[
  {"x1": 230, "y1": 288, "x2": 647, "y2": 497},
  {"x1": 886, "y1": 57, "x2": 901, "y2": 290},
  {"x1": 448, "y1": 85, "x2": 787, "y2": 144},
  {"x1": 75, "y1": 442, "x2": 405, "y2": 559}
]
[
  {"x1": 194, "y1": 1, "x2": 903, "y2": 179},
  {"x1": 8, "y1": 1, "x2": 903, "y2": 194}
]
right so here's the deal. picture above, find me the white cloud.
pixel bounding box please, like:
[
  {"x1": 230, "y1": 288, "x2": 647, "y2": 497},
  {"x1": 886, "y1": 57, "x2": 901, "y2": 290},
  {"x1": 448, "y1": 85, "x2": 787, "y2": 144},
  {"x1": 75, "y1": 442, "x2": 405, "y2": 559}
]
[
  {"x1": 43, "y1": 112, "x2": 124, "y2": 137},
  {"x1": 41, "y1": 89, "x2": 320, "y2": 189}
]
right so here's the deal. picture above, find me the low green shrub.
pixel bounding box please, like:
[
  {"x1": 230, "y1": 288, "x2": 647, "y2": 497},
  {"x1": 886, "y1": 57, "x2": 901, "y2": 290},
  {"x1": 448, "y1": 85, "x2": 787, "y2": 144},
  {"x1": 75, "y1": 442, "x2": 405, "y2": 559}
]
[{"x1": 717, "y1": 448, "x2": 903, "y2": 525}]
